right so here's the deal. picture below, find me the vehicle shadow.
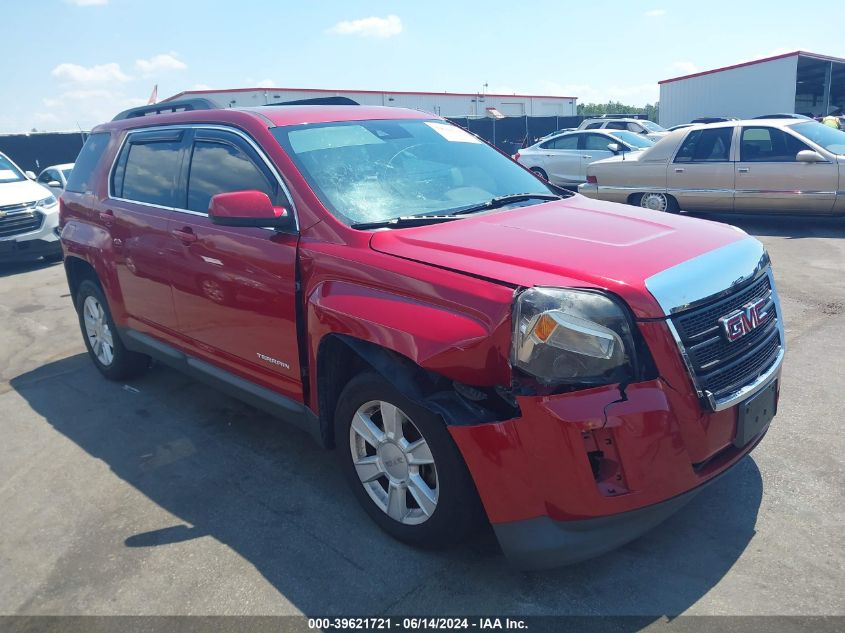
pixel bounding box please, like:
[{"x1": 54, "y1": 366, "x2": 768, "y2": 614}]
[
  {"x1": 0, "y1": 257, "x2": 62, "y2": 278},
  {"x1": 689, "y1": 211, "x2": 845, "y2": 239},
  {"x1": 11, "y1": 354, "x2": 763, "y2": 622}
]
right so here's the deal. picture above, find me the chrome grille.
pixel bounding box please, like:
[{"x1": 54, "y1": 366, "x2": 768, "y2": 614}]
[
  {"x1": 670, "y1": 271, "x2": 783, "y2": 408},
  {"x1": 0, "y1": 201, "x2": 42, "y2": 238}
]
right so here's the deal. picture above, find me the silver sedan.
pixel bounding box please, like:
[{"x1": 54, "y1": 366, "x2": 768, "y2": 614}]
[{"x1": 515, "y1": 130, "x2": 653, "y2": 187}]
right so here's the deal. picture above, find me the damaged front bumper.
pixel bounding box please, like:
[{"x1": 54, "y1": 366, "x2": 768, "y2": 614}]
[{"x1": 448, "y1": 375, "x2": 777, "y2": 570}]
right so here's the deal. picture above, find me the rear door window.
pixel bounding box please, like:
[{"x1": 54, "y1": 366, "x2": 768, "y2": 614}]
[
  {"x1": 605, "y1": 121, "x2": 627, "y2": 130},
  {"x1": 585, "y1": 122, "x2": 603, "y2": 129},
  {"x1": 674, "y1": 128, "x2": 733, "y2": 162},
  {"x1": 66, "y1": 132, "x2": 110, "y2": 194},
  {"x1": 112, "y1": 131, "x2": 185, "y2": 207},
  {"x1": 541, "y1": 135, "x2": 578, "y2": 150},
  {"x1": 186, "y1": 131, "x2": 280, "y2": 214},
  {"x1": 740, "y1": 127, "x2": 811, "y2": 161}
]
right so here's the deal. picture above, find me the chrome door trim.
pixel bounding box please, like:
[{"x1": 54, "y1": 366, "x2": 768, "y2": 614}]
[
  {"x1": 107, "y1": 123, "x2": 300, "y2": 231},
  {"x1": 734, "y1": 189, "x2": 835, "y2": 196}
]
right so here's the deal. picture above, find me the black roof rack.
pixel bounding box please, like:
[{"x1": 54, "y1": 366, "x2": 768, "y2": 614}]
[
  {"x1": 112, "y1": 98, "x2": 218, "y2": 121},
  {"x1": 111, "y1": 95, "x2": 361, "y2": 122},
  {"x1": 263, "y1": 96, "x2": 359, "y2": 107}
]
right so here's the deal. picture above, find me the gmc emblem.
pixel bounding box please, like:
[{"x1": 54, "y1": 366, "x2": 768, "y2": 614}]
[{"x1": 719, "y1": 297, "x2": 769, "y2": 342}]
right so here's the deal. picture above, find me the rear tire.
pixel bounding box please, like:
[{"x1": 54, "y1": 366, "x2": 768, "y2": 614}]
[
  {"x1": 530, "y1": 167, "x2": 549, "y2": 181},
  {"x1": 76, "y1": 279, "x2": 150, "y2": 381},
  {"x1": 335, "y1": 372, "x2": 484, "y2": 548},
  {"x1": 633, "y1": 191, "x2": 679, "y2": 213}
]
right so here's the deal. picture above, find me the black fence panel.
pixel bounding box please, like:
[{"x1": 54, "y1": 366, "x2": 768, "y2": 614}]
[
  {"x1": 1, "y1": 116, "x2": 586, "y2": 176},
  {"x1": 0, "y1": 133, "x2": 87, "y2": 172},
  {"x1": 446, "y1": 115, "x2": 584, "y2": 155}
]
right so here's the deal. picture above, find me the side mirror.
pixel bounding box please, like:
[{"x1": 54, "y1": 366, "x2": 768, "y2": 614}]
[
  {"x1": 25, "y1": 171, "x2": 36, "y2": 180},
  {"x1": 607, "y1": 143, "x2": 622, "y2": 154},
  {"x1": 208, "y1": 190, "x2": 291, "y2": 229},
  {"x1": 796, "y1": 150, "x2": 824, "y2": 163},
  {"x1": 47, "y1": 180, "x2": 62, "y2": 188}
]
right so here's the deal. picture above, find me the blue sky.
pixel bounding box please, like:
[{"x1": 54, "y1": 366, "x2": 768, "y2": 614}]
[{"x1": 1, "y1": 0, "x2": 842, "y2": 133}]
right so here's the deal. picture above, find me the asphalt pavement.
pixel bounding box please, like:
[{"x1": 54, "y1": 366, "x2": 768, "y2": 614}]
[{"x1": 0, "y1": 213, "x2": 843, "y2": 619}]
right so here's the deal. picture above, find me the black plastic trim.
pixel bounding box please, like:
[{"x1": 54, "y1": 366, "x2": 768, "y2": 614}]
[
  {"x1": 120, "y1": 329, "x2": 321, "y2": 444},
  {"x1": 112, "y1": 98, "x2": 218, "y2": 121}
]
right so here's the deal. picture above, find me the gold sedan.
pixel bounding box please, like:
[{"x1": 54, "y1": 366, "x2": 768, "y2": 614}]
[{"x1": 578, "y1": 119, "x2": 845, "y2": 214}]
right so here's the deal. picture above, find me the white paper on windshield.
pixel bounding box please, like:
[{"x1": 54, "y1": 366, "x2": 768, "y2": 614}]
[
  {"x1": 0, "y1": 170, "x2": 17, "y2": 180},
  {"x1": 425, "y1": 122, "x2": 482, "y2": 143}
]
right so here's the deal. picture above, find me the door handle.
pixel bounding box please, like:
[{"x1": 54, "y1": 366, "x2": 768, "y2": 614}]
[
  {"x1": 582, "y1": 155, "x2": 593, "y2": 159},
  {"x1": 171, "y1": 227, "x2": 197, "y2": 244},
  {"x1": 674, "y1": 168, "x2": 685, "y2": 173},
  {"x1": 98, "y1": 209, "x2": 114, "y2": 225},
  {"x1": 738, "y1": 167, "x2": 750, "y2": 173}
]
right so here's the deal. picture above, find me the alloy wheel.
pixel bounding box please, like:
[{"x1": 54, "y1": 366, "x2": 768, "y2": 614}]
[
  {"x1": 82, "y1": 295, "x2": 115, "y2": 366},
  {"x1": 349, "y1": 400, "x2": 439, "y2": 525}
]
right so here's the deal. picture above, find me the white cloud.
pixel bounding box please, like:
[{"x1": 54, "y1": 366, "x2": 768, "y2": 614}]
[
  {"x1": 644, "y1": 9, "x2": 666, "y2": 17},
  {"x1": 254, "y1": 79, "x2": 276, "y2": 88},
  {"x1": 670, "y1": 61, "x2": 699, "y2": 75},
  {"x1": 35, "y1": 89, "x2": 146, "y2": 132},
  {"x1": 135, "y1": 53, "x2": 187, "y2": 76},
  {"x1": 64, "y1": 0, "x2": 108, "y2": 5},
  {"x1": 190, "y1": 83, "x2": 212, "y2": 91},
  {"x1": 539, "y1": 81, "x2": 659, "y2": 106},
  {"x1": 52, "y1": 62, "x2": 130, "y2": 84},
  {"x1": 327, "y1": 14, "x2": 402, "y2": 38}
]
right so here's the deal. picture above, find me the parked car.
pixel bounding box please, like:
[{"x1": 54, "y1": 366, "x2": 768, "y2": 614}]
[
  {"x1": 36, "y1": 163, "x2": 75, "y2": 196},
  {"x1": 536, "y1": 127, "x2": 576, "y2": 141},
  {"x1": 60, "y1": 100, "x2": 785, "y2": 569},
  {"x1": 0, "y1": 151, "x2": 62, "y2": 262},
  {"x1": 690, "y1": 117, "x2": 737, "y2": 124},
  {"x1": 752, "y1": 113, "x2": 812, "y2": 120},
  {"x1": 578, "y1": 117, "x2": 669, "y2": 141},
  {"x1": 578, "y1": 118, "x2": 845, "y2": 214},
  {"x1": 515, "y1": 130, "x2": 654, "y2": 186}
]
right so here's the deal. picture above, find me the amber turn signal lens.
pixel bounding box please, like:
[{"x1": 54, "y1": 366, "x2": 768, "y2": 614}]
[{"x1": 532, "y1": 313, "x2": 557, "y2": 342}]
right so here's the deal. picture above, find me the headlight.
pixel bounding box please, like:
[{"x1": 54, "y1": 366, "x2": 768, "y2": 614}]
[
  {"x1": 36, "y1": 195, "x2": 58, "y2": 209},
  {"x1": 512, "y1": 287, "x2": 636, "y2": 385}
]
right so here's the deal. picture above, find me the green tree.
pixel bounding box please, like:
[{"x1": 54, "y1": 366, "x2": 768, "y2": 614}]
[{"x1": 577, "y1": 101, "x2": 659, "y2": 122}]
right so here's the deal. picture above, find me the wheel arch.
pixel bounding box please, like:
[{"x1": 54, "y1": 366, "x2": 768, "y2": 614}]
[
  {"x1": 315, "y1": 333, "x2": 518, "y2": 450},
  {"x1": 64, "y1": 256, "x2": 100, "y2": 307}
]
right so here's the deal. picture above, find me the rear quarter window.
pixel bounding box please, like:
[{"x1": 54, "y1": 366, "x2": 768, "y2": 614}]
[{"x1": 66, "y1": 132, "x2": 111, "y2": 194}]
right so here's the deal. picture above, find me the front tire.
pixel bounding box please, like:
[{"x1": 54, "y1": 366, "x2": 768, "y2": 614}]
[
  {"x1": 76, "y1": 279, "x2": 150, "y2": 381},
  {"x1": 335, "y1": 372, "x2": 483, "y2": 548}
]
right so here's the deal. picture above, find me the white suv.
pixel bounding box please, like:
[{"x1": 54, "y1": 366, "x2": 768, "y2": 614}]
[
  {"x1": 0, "y1": 151, "x2": 62, "y2": 263},
  {"x1": 578, "y1": 117, "x2": 668, "y2": 142}
]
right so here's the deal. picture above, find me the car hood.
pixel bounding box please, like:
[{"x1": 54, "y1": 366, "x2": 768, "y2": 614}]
[
  {"x1": 0, "y1": 179, "x2": 52, "y2": 207},
  {"x1": 369, "y1": 195, "x2": 749, "y2": 319}
]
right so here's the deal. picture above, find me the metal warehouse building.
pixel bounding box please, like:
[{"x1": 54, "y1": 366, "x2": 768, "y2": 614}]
[
  {"x1": 162, "y1": 87, "x2": 577, "y2": 118},
  {"x1": 659, "y1": 51, "x2": 845, "y2": 127}
]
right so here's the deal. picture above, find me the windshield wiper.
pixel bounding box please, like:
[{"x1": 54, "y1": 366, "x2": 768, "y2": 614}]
[
  {"x1": 450, "y1": 192, "x2": 562, "y2": 216},
  {"x1": 350, "y1": 192, "x2": 563, "y2": 229},
  {"x1": 351, "y1": 214, "x2": 463, "y2": 230}
]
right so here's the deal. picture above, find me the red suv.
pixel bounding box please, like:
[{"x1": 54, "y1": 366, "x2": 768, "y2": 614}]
[{"x1": 59, "y1": 99, "x2": 785, "y2": 569}]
